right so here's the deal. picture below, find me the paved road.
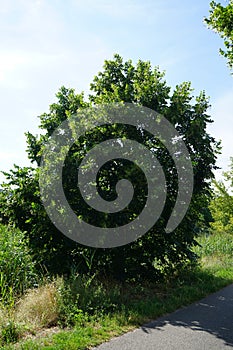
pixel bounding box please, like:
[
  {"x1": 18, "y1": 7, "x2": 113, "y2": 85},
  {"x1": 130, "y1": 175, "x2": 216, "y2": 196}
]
[{"x1": 93, "y1": 284, "x2": 233, "y2": 350}]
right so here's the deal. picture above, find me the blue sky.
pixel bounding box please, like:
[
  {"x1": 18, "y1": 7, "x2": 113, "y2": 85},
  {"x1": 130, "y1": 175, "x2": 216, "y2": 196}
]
[{"x1": 0, "y1": 0, "x2": 232, "y2": 182}]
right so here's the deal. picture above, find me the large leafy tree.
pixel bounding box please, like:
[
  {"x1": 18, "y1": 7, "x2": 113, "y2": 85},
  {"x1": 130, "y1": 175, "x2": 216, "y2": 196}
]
[
  {"x1": 0, "y1": 55, "x2": 219, "y2": 280},
  {"x1": 205, "y1": 0, "x2": 233, "y2": 69}
]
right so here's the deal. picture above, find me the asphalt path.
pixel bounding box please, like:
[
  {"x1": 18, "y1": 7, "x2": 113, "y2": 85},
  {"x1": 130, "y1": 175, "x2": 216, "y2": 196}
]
[{"x1": 93, "y1": 284, "x2": 233, "y2": 350}]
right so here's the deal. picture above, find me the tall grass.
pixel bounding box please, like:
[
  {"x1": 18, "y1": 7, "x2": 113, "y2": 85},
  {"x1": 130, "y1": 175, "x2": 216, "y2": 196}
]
[
  {"x1": 0, "y1": 224, "x2": 37, "y2": 305},
  {"x1": 15, "y1": 282, "x2": 58, "y2": 328},
  {"x1": 0, "y1": 224, "x2": 39, "y2": 346},
  {"x1": 194, "y1": 231, "x2": 233, "y2": 256}
]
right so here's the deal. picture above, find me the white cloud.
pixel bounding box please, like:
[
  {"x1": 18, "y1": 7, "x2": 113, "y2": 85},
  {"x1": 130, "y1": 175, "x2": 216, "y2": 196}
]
[
  {"x1": 0, "y1": 53, "x2": 27, "y2": 81},
  {"x1": 0, "y1": 50, "x2": 66, "y2": 87},
  {"x1": 0, "y1": 151, "x2": 18, "y2": 160}
]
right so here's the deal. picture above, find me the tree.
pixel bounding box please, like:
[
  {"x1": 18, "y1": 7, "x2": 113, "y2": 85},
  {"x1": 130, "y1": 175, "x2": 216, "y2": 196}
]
[
  {"x1": 205, "y1": 0, "x2": 233, "y2": 69},
  {"x1": 0, "y1": 55, "x2": 219, "y2": 280},
  {"x1": 210, "y1": 158, "x2": 233, "y2": 234}
]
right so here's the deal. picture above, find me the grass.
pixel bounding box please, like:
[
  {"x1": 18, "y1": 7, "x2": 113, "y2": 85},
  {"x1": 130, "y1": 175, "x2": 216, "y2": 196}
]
[
  {"x1": 1, "y1": 231, "x2": 233, "y2": 349},
  {"x1": 15, "y1": 282, "x2": 58, "y2": 328}
]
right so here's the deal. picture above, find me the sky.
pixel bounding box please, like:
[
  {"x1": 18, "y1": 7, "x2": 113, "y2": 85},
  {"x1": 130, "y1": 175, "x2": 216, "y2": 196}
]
[{"x1": 0, "y1": 0, "x2": 232, "y2": 183}]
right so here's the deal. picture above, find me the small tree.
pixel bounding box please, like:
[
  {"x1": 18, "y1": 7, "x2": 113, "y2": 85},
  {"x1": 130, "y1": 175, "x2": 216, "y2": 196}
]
[
  {"x1": 0, "y1": 55, "x2": 219, "y2": 280},
  {"x1": 210, "y1": 158, "x2": 233, "y2": 234},
  {"x1": 205, "y1": 0, "x2": 233, "y2": 70}
]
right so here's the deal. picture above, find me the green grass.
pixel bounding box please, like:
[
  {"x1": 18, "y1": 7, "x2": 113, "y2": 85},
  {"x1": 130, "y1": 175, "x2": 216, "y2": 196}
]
[
  {"x1": 0, "y1": 224, "x2": 37, "y2": 305},
  {"x1": 2, "y1": 231, "x2": 233, "y2": 349}
]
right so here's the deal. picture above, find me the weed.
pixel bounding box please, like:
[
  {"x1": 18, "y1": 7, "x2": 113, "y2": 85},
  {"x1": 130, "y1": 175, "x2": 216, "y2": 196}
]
[{"x1": 0, "y1": 320, "x2": 20, "y2": 345}]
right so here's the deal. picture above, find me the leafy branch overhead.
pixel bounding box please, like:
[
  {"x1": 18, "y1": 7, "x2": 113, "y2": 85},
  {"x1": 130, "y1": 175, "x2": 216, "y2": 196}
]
[{"x1": 205, "y1": 0, "x2": 233, "y2": 70}]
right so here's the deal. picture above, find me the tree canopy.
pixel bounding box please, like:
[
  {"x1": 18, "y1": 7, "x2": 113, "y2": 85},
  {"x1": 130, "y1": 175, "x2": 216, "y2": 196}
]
[
  {"x1": 0, "y1": 55, "x2": 219, "y2": 280},
  {"x1": 205, "y1": 0, "x2": 233, "y2": 69}
]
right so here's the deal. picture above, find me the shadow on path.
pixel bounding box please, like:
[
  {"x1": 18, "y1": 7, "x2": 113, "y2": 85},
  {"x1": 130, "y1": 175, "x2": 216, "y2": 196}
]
[{"x1": 141, "y1": 284, "x2": 233, "y2": 347}]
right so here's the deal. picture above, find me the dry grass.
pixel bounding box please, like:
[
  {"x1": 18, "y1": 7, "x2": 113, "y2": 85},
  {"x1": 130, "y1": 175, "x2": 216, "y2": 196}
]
[
  {"x1": 200, "y1": 255, "x2": 224, "y2": 267},
  {"x1": 0, "y1": 307, "x2": 8, "y2": 325},
  {"x1": 15, "y1": 282, "x2": 59, "y2": 329}
]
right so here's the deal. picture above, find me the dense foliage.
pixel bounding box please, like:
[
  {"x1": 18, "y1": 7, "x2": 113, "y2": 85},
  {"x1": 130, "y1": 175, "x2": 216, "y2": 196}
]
[
  {"x1": 205, "y1": 0, "x2": 233, "y2": 69},
  {"x1": 0, "y1": 55, "x2": 219, "y2": 280}
]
